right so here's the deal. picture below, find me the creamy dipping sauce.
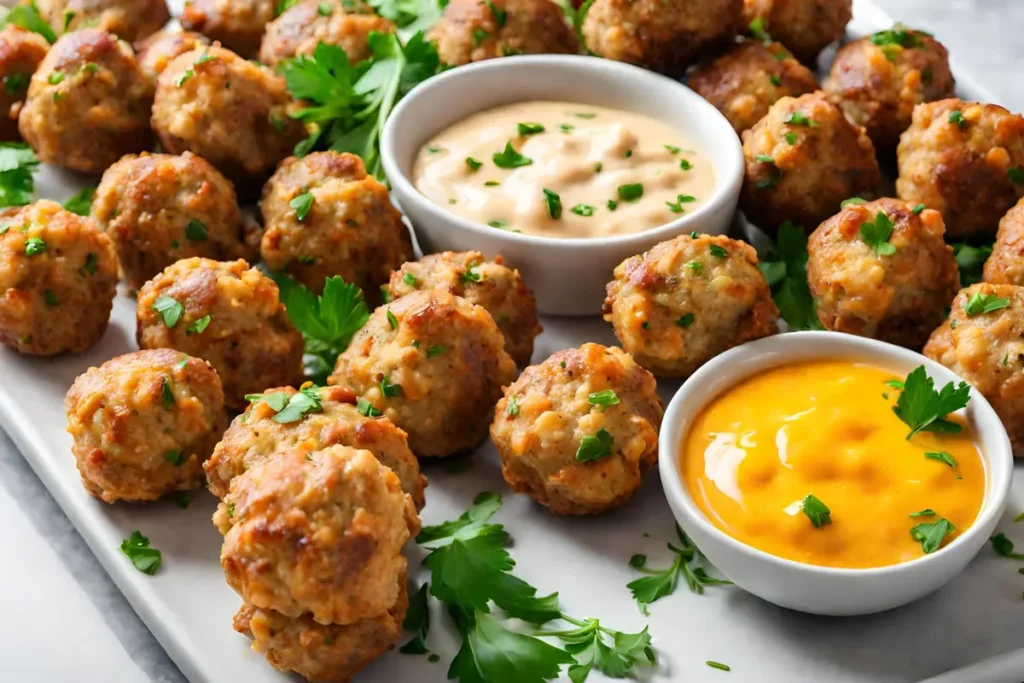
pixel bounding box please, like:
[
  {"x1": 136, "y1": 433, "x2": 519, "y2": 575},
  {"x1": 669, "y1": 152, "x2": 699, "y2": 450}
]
[{"x1": 413, "y1": 101, "x2": 715, "y2": 238}]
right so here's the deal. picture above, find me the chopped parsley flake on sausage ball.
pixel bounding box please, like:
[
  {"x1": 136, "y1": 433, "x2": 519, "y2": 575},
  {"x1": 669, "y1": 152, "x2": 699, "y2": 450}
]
[
  {"x1": 65, "y1": 349, "x2": 227, "y2": 503},
  {"x1": 825, "y1": 26, "x2": 955, "y2": 152},
  {"x1": 92, "y1": 152, "x2": 257, "y2": 289},
  {"x1": 386, "y1": 251, "x2": 541, "y2": 366},
  {"x1": 0, "y1": 25, "x2": 49, "y2": 142},
  {"x1": 134, "y1": 29, "x2": 210, "y2": 82},
  {"x1": 0, "y1": 200, "x2": 117, "y2": 356},
  {"x1": 581, "y1": 0, "x2": 741, "y2": 77},
  {"x1": 205, "y1": 384, "x2": 426, "y2": 508},
  {"x1": 983, "y1": 198, "x2": 1024, "y2": 286},
  {"x1": 490, "y1": 343, "x2": 663, "y2": 515},
  {"x1": 807, "y1": 198, "x2": 959, "y2": 349},
  {"x1": 688, "y1": 38, "x2": 819, "y2": 134},
  {"x1": 603, "y1": 234, "x2": 779, "y2": 378},
  {"x1": 136, "y1": 258, "x2": 305, "y2": 410},
  {"x1": 180, "y1": 0, "x2": 276, "y2": 59},
  {"x1": 260, "y1": 151, "x2": 413, "y2": 299},
  {"x1": 18, "y1": 29, "x2": 153, "y2": 174},
  {"x1": 430, "y1": 0, "x2": 578, "y2": 67},
  {"x1": 329, "y1": 290, "x2": 517, "y2": 458},
  {"x1": 924, "y1": 283, "x2": 1024, "y2": 455},
  {"x1": 259, "y1": 0, "x2": 396, "y2": 68},
  {"x1": 215, "y1": 445, "x2": 420, "y2": 625},
  {"x1": 896, "y1": 99, "x2": 1024, "y2": 240},
  {"x1": 37, "y1": 0, "x2": 171, "y2": 43},
  {"x1": 742, "y1": 0, "x2": 852, "y2": 65},
  {"x1": 741, "y1": 91, "x2": 881, "y2": 233},
  {"x1": 152, "y1": 45, "x2": 305, "y2": 185}
]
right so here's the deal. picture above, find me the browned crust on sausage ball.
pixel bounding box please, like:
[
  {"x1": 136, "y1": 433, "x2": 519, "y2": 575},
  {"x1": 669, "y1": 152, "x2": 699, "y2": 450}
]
[
  {"x1": 688, "y1": 39, "x2": 819, "y2": 134},
  {"x1": 386, "y1": 251, "x2": 541, "y2": 366},
  {"x1": 134, "y1": 29, "x2": 211, "y2": 81},
  {"x1": 0, "y1": 200, "x2": 117, "y2": 356},
  {"x1": 741, "y1": 91, "x2": 881, "y2": 233},
  {"x1": 896, "y1": 99, "x2": 1024, "y2": 240},
  {"x1": 18, "y1": 29, "x2": 153, "y2": 174},
  {"x1": 259, "y1": 0, "x2": 396, "y2": 68},
  {"x1": 0, "y1": 25, "x2": 49, "y2": 142},
  {"x1": 742, "y1": 0, "x2": 852, "y2": 65},
  {"x1": 65, "y1": 349, "x2": 227, "y2": 502},
  {"x1": 180, "y1": 0, "x2": 276, "y2": 59},
  {"x1": 983, "y1": 198, "x2": 1024, "y2": 286},
  {"x1": 807, "y1": 197, "x2": 959, "y2": 349},
  {"x1": 38, "y1": 0, "x2": 171, "y2": 43}
]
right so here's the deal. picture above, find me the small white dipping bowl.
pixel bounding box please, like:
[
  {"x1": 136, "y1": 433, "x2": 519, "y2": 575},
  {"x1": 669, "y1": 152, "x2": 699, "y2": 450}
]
[
  {"x1": 658, "y1": 331, "x2": 1013, "y2": 616},
  {"x1": 381, "y1": 55, "x2": 743, "y2": 316}
]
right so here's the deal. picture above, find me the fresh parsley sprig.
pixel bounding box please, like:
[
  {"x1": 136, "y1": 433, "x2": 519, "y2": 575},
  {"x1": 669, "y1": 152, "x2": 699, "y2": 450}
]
[
  {"x1": 757, "y1": 221, "x2": 823, "y2": 331},
  {"x1": 990, "y1": 532, "x2": 1024, "y2": 560},
  {"x1": 890, "y1": 365, "x2": 970, "y2": 439},
  {"x1": 120, "y1": 530, "x2": 161, "y2": 575},
  {"x1": 63, "y1": 186, "x2": 95, "y2": 216},
  {"x1": 626, "y1": 525, "x2": 731, "y2": 615},
  {"x1": 0, "y1": 2, "x2": 56, "y2": 43},
  {"x1": 0, "y1": 143, "x2": 38, "y2": 208},
  {"x1": 951, "y1": 241, "x2": 993, "y2": 287},
  {"x1": 365, "y1": 0, "x2": 446, "y2": 40},
  {"x1": 859, "y1": 210, "x2": 896, "y2": 257}
]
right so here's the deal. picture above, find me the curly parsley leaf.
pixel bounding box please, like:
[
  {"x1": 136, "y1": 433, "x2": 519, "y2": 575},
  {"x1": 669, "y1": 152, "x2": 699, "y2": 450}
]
[
  {"x1": 757, "y1": 220, "x2": 822, "y2": 331},
  {"x1": 0, "y1": 142, "x2": 38, "y2": 208},
  {"x1": 627, "y1": 526, "x2": 731, "y2": 615},
  {"x1": 891, "y1": 365, "x2": 970, "y2": 439},
  {"x1": 859, "y1": 210, "x2": 896, "y2": 257}
]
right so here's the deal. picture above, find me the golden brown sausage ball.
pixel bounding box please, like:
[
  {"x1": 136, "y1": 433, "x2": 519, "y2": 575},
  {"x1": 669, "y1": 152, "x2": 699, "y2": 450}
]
[
  {"x1": 18, "y1": 29, "x2": 153, "y2": 174},
  {"x1": 896, "y1": 99, "x2": 1024, "y2": 240},
  {"x1": 134, "y1": 29, "x2": 210, "y2": 82},
  {"x1": 983, "y1": 199, "x2": 1024, "y2": 286},
  {"x1": 92, "y1": 152, "x2": 256, "y2": 289},
  {"x1": 581, "y1": 0, "x2": 740, "y2": 77},
  {"x1": 329, "y1": 290, "x2": 517, "y2": 458},
  {"x1": 180, "y1": 0, "x2": 275, "y2": 59},
  {"x1": 204, "y1": 384, "x2": 426, "y2": 507},
  {"x1": 430, "y1": 0, "x2": 578, "y2": 67},
  {"x1": 924, "y1": 283, "x2": 1024, "y2": 455},
  {"x1": 65, "y1": 349, "x2": 227, "y2": 503},
  {"x1": 260, "y1": 152, "x2": 412, "y2": 298},
  {"x1": 603, "y1": 234, "x2": 778, "y2": 378},
  {"x1": 825, "y1": 27, "x2": 955, "y2": 152},
  {"x1": 37, "y1": 0, "x2": 170, "y2": 43},
  {"x1": 688, "y1": 39, "x2": 819, "y2": 134},
  {"x1": 232, "y1": 572, "x2": 407, "y2": 682},
  {"x1": 0, "y1": 200, "x2": 117, "y2": 356},
  {"x1": 215, "y1": 445, "x2": 419, "y2": 625},
  {"x1": 259, "y1": 0, "x2": 396, "y2": 68},
  {"x1": 742, "y1": 0, "x2": 851, "y2": 65},
  {"x1": 0, "y1": 25, "x2": 49, "y2": 142},
  {"x1": 807, "y1": 198, "x2": 959, "y2": 349},
  {"x1": 741, "y1": 91, "x2": 881, "y2": 232},
  {"x1": 490, "y1": 343, "x2": 662, "y2": 515},
  {"x1": 386, "y1": 251, "x2": 541, "y2": 366},
  {"x1": 152, "y1": 46, "x2": 305, "y2": 185},
  {"x1": 136, "y1": 258, "x2": 305, "y2": 410}
]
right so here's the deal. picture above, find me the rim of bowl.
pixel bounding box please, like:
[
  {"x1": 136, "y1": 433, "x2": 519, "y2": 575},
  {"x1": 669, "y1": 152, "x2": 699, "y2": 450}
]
[
  {"x1": 381, "y1": 54, "x2": 744, "y2": 249},
  {"x1": 657, "y1": 330, "x2": 1014, "y2": 577}
]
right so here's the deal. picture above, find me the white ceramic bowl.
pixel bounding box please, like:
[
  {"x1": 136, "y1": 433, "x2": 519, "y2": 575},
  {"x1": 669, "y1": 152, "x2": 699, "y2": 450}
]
[
  {"x1": 658, "y1": 331, "x2": 1013, "y2": 616},
  {"x1": 381, "y1": 55, "x2": 744, "y2": 316}
]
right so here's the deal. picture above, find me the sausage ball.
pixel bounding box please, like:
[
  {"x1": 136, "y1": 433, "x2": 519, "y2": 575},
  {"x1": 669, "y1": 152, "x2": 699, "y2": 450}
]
[
  {"x1": 983, "y1": 199, "x2": 1024, "y2": 286},
  {"x1": 65, "y1": 349, "x2": 227, "y2": 503},
  {"x1": 741, "y1": 91, "x2": 881, "y2": 232},
  {"x1": 18, "y1": 29, "x2": 153, "y2": 174},
  {"x1": 215, "y1": 445, "x2": 420, "y2": 625},
  {"x1": 491, "y1": 343, "x2": 663, "y2": 515},
  {"x1": 896, "y1": 99, "x2": 1024, "y2": 240},
  {"x1": 825, "y1": 27, "x2": 955, "y2": 152},
  {"x1": 134, "y1": 29, "x2": 210, "y2": 82},
  {"x1": 259, "y1": 0, "x2": 396, "y2": 68},
  {"x1": 152, "y1": 46, "x2": 305, "y2": 185},
  {"x1": 0, "y1": 25, "x2": 49, "y2": 142},
  {"x1": 386, "y1": 251, "x2": 541, "y2": 366},
  {"x1": 180, "y1": 0, "x2": 275, "y2": 59},
  {"x1": 430, "y1": 0, "x2": 578, "y2": 67},
  {"x1": 581, "y1": 0, "x2": 741, "y2": 77},
  {"x1": 0, "y1": 200, "x2": 117, "y2": 356},
  {"x1": 688, "y1": 38, "x2": 819, "y2": 134},
  {"x1": 807, "y1": 198, "x2": 959, "y2": 349},
  {"x1": 924, "y1": 283, "x2": 1024, "y2": 455},
  {"x1": 603, "y1": 234, "x2": 779, "y2": 378},
  {"x1": 742, "y1": 0, "x2": 852, "y2": 65},
  {"x1": 329, "y1": 290, "x2": 517, "y2": 458},
  {"x1": 37, "y1": 0, "x2": 171, "y2": 43},
  {"x1": 205, "y1": 384, "x2": 426, "y2": 507},
  {"x1": 136, "y1": 258, "x2": 305, "y2": 410},
  {"x1": 260, "y1": 152, "x2": 412, "y2": 298},
  {"x1": 233, "y1": 571, "x2": 407, "y2": 682}
]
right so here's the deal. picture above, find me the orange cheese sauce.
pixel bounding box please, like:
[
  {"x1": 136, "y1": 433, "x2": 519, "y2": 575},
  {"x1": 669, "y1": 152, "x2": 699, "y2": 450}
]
[{"x1": 682, "y1": 361, "x2": 986, "y2": 569}]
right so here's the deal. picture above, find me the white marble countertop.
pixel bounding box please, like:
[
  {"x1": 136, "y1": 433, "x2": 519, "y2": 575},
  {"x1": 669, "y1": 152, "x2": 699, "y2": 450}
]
[{"x1": 3, "y1": 2, "x2": 1023, "y2": 681}]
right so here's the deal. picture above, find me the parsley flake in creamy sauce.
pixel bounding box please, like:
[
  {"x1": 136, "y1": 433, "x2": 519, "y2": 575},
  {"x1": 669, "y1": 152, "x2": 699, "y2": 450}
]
[{"x1": 413, "y1": 101, "x2": 715, "y2": 238}]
